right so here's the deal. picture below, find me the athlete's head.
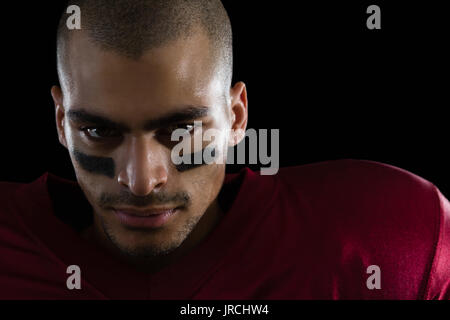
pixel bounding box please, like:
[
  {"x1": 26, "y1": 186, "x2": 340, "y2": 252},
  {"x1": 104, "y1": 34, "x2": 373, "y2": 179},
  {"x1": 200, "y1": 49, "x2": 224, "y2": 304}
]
[{"x1": 51, "y1": 0, "x2": 248, "y2": 263}]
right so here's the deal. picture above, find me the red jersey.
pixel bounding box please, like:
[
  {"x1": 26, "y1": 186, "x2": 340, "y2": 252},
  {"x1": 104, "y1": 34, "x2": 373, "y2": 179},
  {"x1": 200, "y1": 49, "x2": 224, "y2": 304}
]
[{"x1": 0, "y1": 159, "x2": 449, "y2": 299}]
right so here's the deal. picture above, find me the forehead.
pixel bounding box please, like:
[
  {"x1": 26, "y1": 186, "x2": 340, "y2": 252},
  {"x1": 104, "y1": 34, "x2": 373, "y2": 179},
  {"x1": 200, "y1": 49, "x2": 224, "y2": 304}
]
[{"x1": 62, "y1": 29, "x2": 225, "y2": 120}]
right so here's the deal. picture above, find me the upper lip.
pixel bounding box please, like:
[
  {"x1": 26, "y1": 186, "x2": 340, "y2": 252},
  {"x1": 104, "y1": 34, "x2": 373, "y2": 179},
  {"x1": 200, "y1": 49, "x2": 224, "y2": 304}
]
[{"x1": 113, "y1": 207, "x2": 178, "y2": 217}]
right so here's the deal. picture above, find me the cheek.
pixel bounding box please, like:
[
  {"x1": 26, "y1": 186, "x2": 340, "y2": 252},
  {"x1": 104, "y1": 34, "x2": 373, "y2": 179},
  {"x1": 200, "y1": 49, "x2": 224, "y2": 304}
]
[
  {"x1": 188, "y1": 164, "x2": 225, "y2": 201},
  {"x1": 75, "y1": 174, "x2": 103, "y2": 209}
]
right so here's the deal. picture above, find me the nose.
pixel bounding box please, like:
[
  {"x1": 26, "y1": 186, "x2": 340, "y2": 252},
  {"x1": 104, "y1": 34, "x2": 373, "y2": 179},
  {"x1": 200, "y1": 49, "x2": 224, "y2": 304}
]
[{"x1": 117, "y1": 135, "x2": 169, "y2": 196}]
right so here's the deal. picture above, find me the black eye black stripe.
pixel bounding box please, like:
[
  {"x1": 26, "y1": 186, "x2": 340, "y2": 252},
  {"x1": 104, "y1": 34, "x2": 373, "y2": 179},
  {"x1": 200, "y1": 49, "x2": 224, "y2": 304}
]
[
  {"x1": 72, "y1": 146, "x2": 218, "y2": 178},
  {"x1": 73, "y1": 149, "x2": 116, "y2": 179}
]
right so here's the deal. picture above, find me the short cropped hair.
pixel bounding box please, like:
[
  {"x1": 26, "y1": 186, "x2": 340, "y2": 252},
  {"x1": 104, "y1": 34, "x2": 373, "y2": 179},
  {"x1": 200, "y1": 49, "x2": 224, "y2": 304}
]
[{"x1": 56, "y1": 0, "x2": 233, "y2": 90}]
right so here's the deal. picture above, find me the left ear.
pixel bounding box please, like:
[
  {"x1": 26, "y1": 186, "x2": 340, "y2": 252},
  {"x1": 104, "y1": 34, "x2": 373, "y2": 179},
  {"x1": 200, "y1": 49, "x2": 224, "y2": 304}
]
[{"x1": 228, "y1": 81, "x2": 248, "y2": 147}]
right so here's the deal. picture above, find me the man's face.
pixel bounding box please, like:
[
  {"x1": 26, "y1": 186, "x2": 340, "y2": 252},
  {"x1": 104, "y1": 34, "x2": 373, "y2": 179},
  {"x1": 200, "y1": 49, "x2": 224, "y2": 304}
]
[{"x1": 53, "y1": 29, "x2": 234, "y2": 259}]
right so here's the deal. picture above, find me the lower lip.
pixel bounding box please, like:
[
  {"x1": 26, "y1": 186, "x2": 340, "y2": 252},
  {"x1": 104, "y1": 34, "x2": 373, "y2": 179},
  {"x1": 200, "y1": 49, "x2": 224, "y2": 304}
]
[{"x1": 114, "y1": 209, "x2": 178, "y2": 228}]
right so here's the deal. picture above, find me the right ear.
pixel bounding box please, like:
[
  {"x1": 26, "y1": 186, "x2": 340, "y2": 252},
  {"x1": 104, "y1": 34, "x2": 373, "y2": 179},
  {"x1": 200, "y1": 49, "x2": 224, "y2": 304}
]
[{"x1": 50, "y1": 86, "x2": 68, "y2": 149}]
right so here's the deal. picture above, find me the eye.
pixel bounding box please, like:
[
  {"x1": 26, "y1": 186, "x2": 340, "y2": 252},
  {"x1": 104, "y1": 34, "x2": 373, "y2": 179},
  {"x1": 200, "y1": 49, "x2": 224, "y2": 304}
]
[
  {"x1": 161, "y1": 123, "x2": 198, "y2": 136},
  {"x1": 81, "y1": 127, "x2": 122, "y2": 140},
  {"x1": 174, "y1": 123, "x2": 196, "y2": 132}
]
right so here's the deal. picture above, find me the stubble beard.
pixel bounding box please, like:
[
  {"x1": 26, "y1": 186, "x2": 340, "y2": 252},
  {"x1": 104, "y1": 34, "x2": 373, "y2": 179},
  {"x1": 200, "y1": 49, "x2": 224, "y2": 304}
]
[{"x1": 100, "y1": 214, "x2": 202, "y2": 261}]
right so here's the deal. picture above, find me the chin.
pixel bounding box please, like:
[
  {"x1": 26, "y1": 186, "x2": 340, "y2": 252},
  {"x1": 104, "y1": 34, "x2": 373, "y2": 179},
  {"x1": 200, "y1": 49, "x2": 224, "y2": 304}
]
[{"x1": 106, "y1": 225, "x2": 186, "y2": 256}]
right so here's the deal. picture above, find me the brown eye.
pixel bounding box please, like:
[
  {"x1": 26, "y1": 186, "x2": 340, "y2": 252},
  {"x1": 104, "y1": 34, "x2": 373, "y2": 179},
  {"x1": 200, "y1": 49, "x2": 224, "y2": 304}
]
[
  {"x1": 176, "y1": 123, "x2": 195, "y2": 133},
  {"x1": 161, "y1": 123, "x2": 197, "y2": 136},
  {"x1": 81, "y1": 127, "x2": 122, "y2": 140}
]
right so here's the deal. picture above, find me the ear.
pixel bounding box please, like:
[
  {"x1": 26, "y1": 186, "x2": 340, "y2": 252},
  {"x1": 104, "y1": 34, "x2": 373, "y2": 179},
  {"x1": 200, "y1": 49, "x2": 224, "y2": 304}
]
[
  {"x1": 228, "y1": 81, "x2": 248, "y2": 147},
  {"x1": 50, "y1": 86, "x2": 68, "y2": 149}
]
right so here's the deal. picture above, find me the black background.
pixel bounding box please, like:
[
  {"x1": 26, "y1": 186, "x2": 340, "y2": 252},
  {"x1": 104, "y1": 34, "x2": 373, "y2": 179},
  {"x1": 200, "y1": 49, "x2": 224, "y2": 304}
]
[{"x1": 1, "y1": 1, "x2": 448, "y2": 198}]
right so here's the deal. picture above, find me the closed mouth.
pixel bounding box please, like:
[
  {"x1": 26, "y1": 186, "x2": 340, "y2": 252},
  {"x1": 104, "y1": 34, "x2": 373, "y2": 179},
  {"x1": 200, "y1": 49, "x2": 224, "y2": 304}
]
[{"x1": 112, "y1": 207, "x2": 178, "y2": 217}]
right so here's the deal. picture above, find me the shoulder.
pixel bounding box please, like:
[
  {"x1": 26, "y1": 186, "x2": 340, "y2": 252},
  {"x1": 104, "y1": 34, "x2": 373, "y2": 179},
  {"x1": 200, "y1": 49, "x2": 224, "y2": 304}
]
[
  {"x1": 277, "y1": 158, "x2": 433, "y2": 188},
  {"x1": 0, "y1": 180, "x2": 26, "y2": 215},
  {"x1": 0, "y1": 179, "x2": 35, "y2": 256},
  {"x1": 274, "y1": 159, "x2": 441, "y2": 233},
  {"x1": 274, "y1": 160, "x2": 448, "y2": 298},
  {"x1": 275, "y1": 159, "x2": 438, "y2": 206},
  {"x1": 0, "y1": 174, "x2": 49, "y2": 224},
  {"x1": 0, "y1": 180, "x2": 23, "y2": 194}
]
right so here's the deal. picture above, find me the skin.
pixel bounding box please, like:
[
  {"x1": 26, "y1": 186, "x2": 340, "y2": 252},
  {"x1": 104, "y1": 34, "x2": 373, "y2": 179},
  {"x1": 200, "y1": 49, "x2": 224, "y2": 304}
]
[{"x1": 50, "y1": 27, "x2": 248, "y2": 273}]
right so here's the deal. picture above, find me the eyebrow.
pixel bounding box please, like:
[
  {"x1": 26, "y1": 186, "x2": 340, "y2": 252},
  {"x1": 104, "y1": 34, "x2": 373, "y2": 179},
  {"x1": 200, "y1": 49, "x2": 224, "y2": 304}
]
[{"x1": 67, "y1": 105, "x2": 211, "y2": 132}]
